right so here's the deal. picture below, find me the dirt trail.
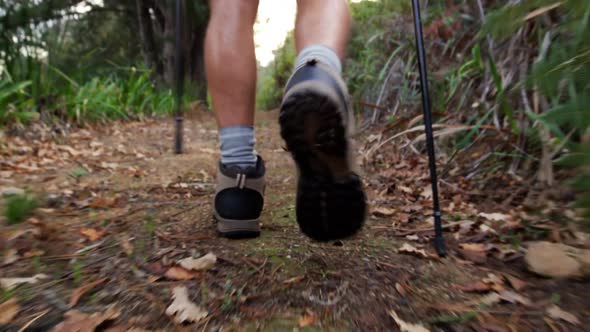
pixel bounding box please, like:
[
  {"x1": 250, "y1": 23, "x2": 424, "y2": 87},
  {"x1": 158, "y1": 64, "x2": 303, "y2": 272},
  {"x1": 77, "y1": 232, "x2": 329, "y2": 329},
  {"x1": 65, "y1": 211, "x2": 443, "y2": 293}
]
[{"x1": 1, "y1": 110, "x2": 588, "y2": 331}]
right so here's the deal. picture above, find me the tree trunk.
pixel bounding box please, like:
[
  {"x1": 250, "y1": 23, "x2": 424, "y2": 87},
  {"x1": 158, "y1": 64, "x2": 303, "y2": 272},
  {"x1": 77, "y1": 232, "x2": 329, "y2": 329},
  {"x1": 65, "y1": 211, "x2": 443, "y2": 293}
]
[
  {"x1": 134, "y1": 0, "x2": 208, "y2": 98},
  {"x1": 135, "y1": 0, "x2": 162, "y2": 80},
  {"x1": 154, "y1": 0, "x2": 176, "y2": 86},
  {"x1": 189, "y1": 22, "x2": 208, "y2": 100}
]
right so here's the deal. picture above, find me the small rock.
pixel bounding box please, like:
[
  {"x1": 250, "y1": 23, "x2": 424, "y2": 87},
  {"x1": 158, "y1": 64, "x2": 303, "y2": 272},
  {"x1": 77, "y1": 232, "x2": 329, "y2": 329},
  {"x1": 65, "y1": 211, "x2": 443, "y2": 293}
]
[
  {"x1": 525, "y1": 241, "x2": 590, "y2": 278},
  {"x1": 46, "y1": 194, "x2": 63, "y2": 207}
]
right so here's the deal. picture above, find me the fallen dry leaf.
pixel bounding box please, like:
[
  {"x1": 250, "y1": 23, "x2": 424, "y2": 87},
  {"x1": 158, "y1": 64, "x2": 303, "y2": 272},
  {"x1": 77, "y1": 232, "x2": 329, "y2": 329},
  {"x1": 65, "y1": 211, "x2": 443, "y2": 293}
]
[
  {"x1": 546, "y1": 305, "x2": 580, "y2": 325},
  {"x1": 525, "y1": 241, "x2": 588, "y2": 278},
  {"x1": 28, "y1": 218, "x2": 57, "y2": 240},
  {"x1": 389, "y1": 309, "x2": 430, "y2": 332},
  {"x1": 118, "y1": 235, "x2": 133, "y2": 256},
  {"x1": 0, "y1": 186, "x2": 25, "y2": 196},
  {"x1": 164, "y1": 267, "x2": 200, "y2": 280},
  {"x1": 103, "y1": 326, "x2": 129, "y2": 332},
  {"x1": 69, "y1": 277, "x2": 108, "y2": 307},
  {"x1": 3, "y1": 249, "x2": 19, "y2": 265},
  {"x1": 398, "y1": 243, "x2": 437, "y2": 259},
  {"x1": 50, "y1": 308, "x2": 120, "y2": 332},
  {"x1": 420, "y1": 185, "x2": 432, "y2": 199},
  {"x1": 398, "y1": 185, "x2": 413, "y2": 194},
  {"x1": 283, "y1": 275, "x2": 305, "y2": 285},
  {"x1": 459, "y1": 243, "x2": 488, "y2": 252},
  {"x1": 454, "y1": 281, "x2": 491, "y2": 293},
  {"x1": 523, "y1": 2, "x2": 563, "y2": 21},
  {"x1": 23, "y1": 249, "x2": 45, "y2": 258},
  {"x1": 482, "y1": 273, "x2": 505, "y2": 292},
  {"x1": 395, "y1": 283, "x2": 407, "y2": 297},
  {"x1": 57, "y1": 145, "x2": 80, "y2": 157},
  {"x1": 498, "y1": 290, "x2": 531, "y2": 306},
  {"x1": 299, "y1": 312, "x2": 317, "y2": 327},
  {"x1": 504, "y1": 274, "x2": 527, "y2": 291},
  {"x1": 88, "y1": 196, "x2": 117, "y2": 209},
  {"x1": 0, "y1": 274, "x2": 49, "y2": 290},
  {"x1": 165, "y1": 286, "x2": 208, "y2": 324},
  {"x1": 373, "y1": 207, "x2": 395, "y2": 217},
  {"x1": 80, "y1": 228, "x2": 106, "y2": 242},
  {"x1": 178, "y1": 252, "x2": 216, "y2": 271},
  {"x1": 479, "y1": 292, "x2": 502, "y2": 306},
  {"x1": 0, "y1": 298, "x2": 19, "y2": 324},
  {"x1": 457, "y1": 245, "x2": 488, "y2": 264},
  {"x1": 100, "y1": 162, "x2": 119, "y2": 170},
  {"x1": 478, "y1": 212, "x2": 508, "y2": 221}
]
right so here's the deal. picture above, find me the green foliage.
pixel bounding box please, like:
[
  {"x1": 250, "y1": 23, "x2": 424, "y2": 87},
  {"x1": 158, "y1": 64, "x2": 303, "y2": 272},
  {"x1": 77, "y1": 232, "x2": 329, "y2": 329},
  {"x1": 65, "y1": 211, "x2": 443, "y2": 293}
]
[
  {"x1": 257, "y1": 0, "x2": 419, "y2": 111},
  {"x1": 69, "y1": 167, "x2": 89, "y2": 182},
  {"x1": 345, "y1": 0, "x2": 412, "y2": 103},
  {"x1": 0, "y1": 65, "x2": 175, "y2": 125},
  {"x1": 257, "y1": 32, "x2": 296, "y2": 110},
  {"x1": 59, "y1": 68, "x2": 175, "y2": 124},
  {"x1": 71, "y1": 259, "x2": 84, "y2": 285},
  {"x1": 0, "y1": 79, "x2": 38, "y2": 124},
  {"x1": 3, "y1": 194, "x2": 37, "y2": 225},
  {"x1": 0, "y1": 0, "x2": 179, "y2": 126},
  {"x1": 485, "y1": 0, "x2": 590, "y2": 220}
]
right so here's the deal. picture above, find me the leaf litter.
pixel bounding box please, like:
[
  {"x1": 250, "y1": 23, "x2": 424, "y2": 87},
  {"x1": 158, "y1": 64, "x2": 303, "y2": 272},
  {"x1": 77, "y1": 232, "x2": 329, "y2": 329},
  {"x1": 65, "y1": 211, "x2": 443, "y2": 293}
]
[
  {"x1": 50, "y1": 308, "x2": 120, "y2": 332},
  {"x1": 69, "y1": 277, "x2": 109, "y2": 307},
  {"x1": 165, "y1": 286, "x2": 208, "y2": 324},
  {"x1": 546, "y1": 305, "x2": 580, "y2": 325},
  {"x1": 389, "y1": 309, "x2": 430, "y2": 332},
  {"x1": 177, "y1": 252, "x2": 217, "y2": 271},
  {"x1": 0, "y1": 274, "x2": 49, "y2": 290},
  {"x1": 0, "y1": 298, "x2": 20, "y2": 324},
  {"x1": 1, "y1": 115, "x2": 588, "y2": 331}
]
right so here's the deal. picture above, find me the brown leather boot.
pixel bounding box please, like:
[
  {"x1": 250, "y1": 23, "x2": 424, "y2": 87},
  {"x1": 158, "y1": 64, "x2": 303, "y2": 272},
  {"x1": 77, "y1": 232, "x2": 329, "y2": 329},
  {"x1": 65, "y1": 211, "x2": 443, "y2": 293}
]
[{"x1": 214, "y1": 156, "x2": 265, "y2": 238}]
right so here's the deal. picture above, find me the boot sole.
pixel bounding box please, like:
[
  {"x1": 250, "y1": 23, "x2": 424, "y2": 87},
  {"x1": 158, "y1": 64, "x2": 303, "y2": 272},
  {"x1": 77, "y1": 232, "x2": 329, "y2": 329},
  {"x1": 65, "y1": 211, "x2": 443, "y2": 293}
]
[{"x1": 280, "y1": 84, "x2": 366, "y2": 241}]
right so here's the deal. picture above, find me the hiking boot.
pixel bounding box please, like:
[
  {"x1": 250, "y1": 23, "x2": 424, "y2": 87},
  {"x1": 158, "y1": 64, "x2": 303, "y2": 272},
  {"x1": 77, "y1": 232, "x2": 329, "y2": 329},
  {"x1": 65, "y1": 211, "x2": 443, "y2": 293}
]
[
  {"x1": 214, "y1": 156, "x2": 265, "y2": 238},
  {"x1": 279, "y1": 59, "x2": 367, "y2": 241}
]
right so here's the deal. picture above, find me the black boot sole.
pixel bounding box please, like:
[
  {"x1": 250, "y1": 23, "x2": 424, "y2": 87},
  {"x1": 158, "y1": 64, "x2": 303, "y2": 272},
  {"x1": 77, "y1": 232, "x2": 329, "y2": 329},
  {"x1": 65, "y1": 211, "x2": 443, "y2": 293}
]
[{"x1": 280, "y1": 89, "x2": 366, "y2": 241}]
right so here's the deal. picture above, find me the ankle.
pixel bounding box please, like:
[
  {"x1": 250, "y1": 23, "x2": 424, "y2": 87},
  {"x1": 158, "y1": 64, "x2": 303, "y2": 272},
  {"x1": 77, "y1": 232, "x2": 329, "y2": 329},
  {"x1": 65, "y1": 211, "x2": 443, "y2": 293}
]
[
  {"x1": 219, "y1": 125, "x2": 257, "y2": 169},
  {"x1": 295, "y1": 44, "x2": 342, "y2": 74}
]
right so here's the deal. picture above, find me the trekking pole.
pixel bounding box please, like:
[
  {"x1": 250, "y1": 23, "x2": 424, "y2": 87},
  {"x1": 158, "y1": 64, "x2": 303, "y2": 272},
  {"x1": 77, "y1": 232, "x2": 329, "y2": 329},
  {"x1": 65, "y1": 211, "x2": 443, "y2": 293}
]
[
  {"x1": 174, "y1": 0, "x2": 185, "y2": 154},
  {"x1": 410, "y1": 0, "x2": 446, "y2": 257}
]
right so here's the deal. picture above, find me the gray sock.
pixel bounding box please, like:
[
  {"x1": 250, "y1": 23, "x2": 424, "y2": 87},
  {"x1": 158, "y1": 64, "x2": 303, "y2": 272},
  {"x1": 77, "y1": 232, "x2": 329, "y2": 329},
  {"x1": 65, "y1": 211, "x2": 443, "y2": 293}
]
[
  {"x1": 219, "y1": 125, "x2": 257, "y2": 169},
  {"x1": 294, "y1": 44, "x2": 342, "y2": 73}
]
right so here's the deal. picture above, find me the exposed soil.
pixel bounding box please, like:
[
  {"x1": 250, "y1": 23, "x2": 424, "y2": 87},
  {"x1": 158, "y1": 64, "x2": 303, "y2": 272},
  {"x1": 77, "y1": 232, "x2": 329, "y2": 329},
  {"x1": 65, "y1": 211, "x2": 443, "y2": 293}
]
[{"x1": 1, "y1": 109, "x2": 589, "y2": 331}]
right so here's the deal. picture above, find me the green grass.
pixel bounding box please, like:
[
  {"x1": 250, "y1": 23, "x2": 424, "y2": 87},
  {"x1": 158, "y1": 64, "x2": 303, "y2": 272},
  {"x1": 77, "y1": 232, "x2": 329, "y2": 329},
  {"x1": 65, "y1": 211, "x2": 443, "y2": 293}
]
[
  {"x1": 1, "y1": 65, "x2": 175, "y2": 126},
  {"x1": 69, "y1": 167, "x2": 89, "y2": 182},
  {"x1": 3, "y1": 194, "x2": 37, "y2": 225},
  {"x1": 71, "y1": 259, "x2": 84, "y2": 285}
]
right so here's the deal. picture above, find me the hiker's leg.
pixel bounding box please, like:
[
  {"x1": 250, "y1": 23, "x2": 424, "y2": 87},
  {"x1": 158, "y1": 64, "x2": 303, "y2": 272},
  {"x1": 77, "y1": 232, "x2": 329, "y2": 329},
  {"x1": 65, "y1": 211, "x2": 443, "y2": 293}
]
[
  {"x1": 281, "y1": 0, "x2": 366, "y2": 242},
  {"x1": 205, "y1": 0, "x2": 259, "y2": 128},
  {"x1": 205, "y1": 0, "x2": 259, "y2": 168},
  {"x1": 207, "y1": 0, "x2": 265, "y2": 239},
  {"x1": 295, "y1": 0, "x2": 351, "y2": 65}
]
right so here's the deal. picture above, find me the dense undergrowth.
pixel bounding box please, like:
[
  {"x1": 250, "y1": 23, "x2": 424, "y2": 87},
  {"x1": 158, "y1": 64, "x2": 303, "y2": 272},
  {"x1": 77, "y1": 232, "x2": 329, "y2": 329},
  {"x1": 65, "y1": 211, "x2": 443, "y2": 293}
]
[
  {"x1": 0, "y1": 66, "x2": 175, "y2": 126},
  {"x1": 259, "y1": 0, "x2": 588, "y2": 220},
  {"x1": 0, "y1": 1, "x2": 176, "y2": 126}
]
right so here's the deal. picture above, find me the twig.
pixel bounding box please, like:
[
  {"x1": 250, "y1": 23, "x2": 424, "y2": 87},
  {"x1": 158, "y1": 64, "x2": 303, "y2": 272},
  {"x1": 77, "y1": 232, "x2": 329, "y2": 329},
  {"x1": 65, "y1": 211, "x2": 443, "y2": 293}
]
[
  {"x1": 394, "y1": 220, "x2": 465, "y2": 236},
  {"x1": 440, "y1": 179, "x2": 486, "y2": 197},
  {"x1": 17, "y1": 309, "x2": 50, "y2": 332},
  {"x1": 375, "y1": 260, "x2": 403, "y2": 270}
]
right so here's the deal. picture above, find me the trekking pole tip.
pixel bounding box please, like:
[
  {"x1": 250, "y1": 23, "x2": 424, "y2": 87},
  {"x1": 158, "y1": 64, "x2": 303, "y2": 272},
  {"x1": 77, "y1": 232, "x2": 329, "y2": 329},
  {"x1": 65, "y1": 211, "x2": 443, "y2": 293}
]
[
  {"x1": 434, "y1": 236, "x2": 447, "y2": 257},
  {"x1": 174, "y1": 116, "x2": 183, "y2": 154}
]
